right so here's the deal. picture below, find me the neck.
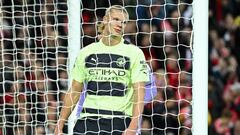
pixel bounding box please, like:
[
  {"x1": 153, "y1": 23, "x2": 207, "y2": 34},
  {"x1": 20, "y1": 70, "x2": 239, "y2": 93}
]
[{"x1": 101, "y1": 35, "x2": 122, "y2": 46}]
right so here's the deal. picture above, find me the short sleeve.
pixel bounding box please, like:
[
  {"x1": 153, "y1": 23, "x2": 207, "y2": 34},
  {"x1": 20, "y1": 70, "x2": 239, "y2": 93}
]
[
  {"x1": 71, "y1": 54, "x2": 85, "y2": 82},
  {"x1": 131, "y1": 50, "x2": 149, "y2": 83}
]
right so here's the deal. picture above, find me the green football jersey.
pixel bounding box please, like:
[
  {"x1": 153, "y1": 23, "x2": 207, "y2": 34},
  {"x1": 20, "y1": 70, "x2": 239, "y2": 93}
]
[{"x1": 71, "y1": 38, "x2": 149, "y2": 118}]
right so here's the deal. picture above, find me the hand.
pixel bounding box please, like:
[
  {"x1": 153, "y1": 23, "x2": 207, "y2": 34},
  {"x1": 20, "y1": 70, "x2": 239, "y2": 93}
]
[
  {"x1": 54, "y1": 122, "x2": 64, "y2": 135},
  {"x1": 122, "y1": 128, "x2": 137, "y2": 135}
]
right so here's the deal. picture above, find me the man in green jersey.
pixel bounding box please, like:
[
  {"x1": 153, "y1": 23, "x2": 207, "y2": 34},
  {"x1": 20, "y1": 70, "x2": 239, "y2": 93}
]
[{"x1": 54, "y1": 5, "x2": 149, "y2": 135}]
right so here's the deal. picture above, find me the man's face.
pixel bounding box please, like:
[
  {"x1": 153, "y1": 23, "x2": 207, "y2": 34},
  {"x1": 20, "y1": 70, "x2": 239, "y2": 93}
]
[{"x1": 104, "y1": 9, "x2": 128, "y2": 36}]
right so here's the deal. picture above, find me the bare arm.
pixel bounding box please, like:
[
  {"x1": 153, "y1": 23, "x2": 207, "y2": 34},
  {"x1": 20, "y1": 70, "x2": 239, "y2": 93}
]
[
  {"x1": 54, "y1": 80, "x2": 83, "y2": 135},
  {"x1": 124, "y1": 82, "x2": 145, "y2": 135}
]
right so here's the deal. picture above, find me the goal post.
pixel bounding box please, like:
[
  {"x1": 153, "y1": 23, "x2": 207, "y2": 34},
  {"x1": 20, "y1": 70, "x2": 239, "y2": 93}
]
[
  {"x1": 67, "y1": 0, "x2": 81, "y2": 134},
  {"x1": 192, "y1": 0, "x2": 208, "y2": 135}
]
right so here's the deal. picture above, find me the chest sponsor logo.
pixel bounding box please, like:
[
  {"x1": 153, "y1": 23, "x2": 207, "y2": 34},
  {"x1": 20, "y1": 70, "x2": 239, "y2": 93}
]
[
  {"x1": 89, "y1": 69, "x2": 126, "y2": 76},
  {"x1": 88, "y1": 68, "x2": 127, "y2": 81}
]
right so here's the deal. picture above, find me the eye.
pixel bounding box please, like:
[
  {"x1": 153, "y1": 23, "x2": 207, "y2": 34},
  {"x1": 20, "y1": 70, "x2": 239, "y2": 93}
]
[
  {"x1": 122, "y1": 21, "x2": 127, "y2": 24},
  {"x1": 112, "y1": 17, "x2": 119, "y2": 21}
]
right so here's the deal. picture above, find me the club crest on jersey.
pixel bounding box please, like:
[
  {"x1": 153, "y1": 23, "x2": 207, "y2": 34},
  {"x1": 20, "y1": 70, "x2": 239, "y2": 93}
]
[{"x1": 116, "y1": 58, "x2": 126, "y2": 67}]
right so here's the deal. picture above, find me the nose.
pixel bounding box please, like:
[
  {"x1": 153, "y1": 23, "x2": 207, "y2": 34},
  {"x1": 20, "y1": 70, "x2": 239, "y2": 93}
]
[
  {"x1": 116, "y1": 22, "x2": 122, "y2": 28},
  {"x1": 116, "y1": 20, "x2": 122, "y2": 26}
]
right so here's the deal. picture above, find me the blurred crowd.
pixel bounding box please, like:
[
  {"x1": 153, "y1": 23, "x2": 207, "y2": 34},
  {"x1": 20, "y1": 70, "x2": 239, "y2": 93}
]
[
  {"x1": 0, "y1": 0, "x2": 68, "y2": 134},
  {"x1": 208, "y1": 0, "x2": 240, "y2": 135},
  {"x1": 0, "y1": 0, "x2": 239, "y2": 135}
]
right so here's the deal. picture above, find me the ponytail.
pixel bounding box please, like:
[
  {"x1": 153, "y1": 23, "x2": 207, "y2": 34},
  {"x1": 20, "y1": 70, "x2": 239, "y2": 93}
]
[{"x1": 97, "y1": 21, "x2": 104, "y2": 35}]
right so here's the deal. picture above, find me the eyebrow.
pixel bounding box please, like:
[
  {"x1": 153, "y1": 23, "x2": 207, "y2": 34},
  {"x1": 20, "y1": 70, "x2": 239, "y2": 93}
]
[{"x1": 109, "y1": 15, "x2": 128, "y2": 23}]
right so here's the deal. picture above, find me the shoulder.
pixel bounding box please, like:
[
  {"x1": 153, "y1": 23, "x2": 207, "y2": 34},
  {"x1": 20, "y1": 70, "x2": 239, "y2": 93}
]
[
  {"x1": 80, "y1": 42, "x2": 98, "y2": 52},
  {"x1": 76, "y1": 42, "x2": 98, "y2": 59},
  {"x1": 78, "y1": 42, "x2": 100, "y2": 56}
]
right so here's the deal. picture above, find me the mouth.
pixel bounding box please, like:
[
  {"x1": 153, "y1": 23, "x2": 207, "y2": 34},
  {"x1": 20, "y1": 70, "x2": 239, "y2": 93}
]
[{"x1": 114, "y1": 28, "x2": 122, "y2": 33}]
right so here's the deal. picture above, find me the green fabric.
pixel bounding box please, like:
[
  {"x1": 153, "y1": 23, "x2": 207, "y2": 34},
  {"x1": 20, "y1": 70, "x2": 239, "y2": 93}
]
[{"x1": 71, "y1": 38, "x2": 149, "y2": 118}]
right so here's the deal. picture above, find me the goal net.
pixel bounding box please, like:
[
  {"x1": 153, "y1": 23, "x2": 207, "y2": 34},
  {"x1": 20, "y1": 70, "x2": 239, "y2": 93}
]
[
  {"x1": 0, "y1": 0, "x2": 68, "y2": 134},
  {"x1": 0, "y1": 0, "x2": 199, "y2": 135}
]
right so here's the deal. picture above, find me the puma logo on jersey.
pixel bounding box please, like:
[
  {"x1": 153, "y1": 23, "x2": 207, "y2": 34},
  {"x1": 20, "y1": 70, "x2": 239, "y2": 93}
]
[{"x1": 91, "y1": 57, "x2": 97, "y2": 63}]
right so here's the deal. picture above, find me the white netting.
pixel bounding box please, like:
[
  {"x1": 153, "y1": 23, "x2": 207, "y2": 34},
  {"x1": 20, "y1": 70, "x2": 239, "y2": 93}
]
[
  {"x1": 0, "y1": 0, "x2": 193, "y2": 135},
  {"x1": 0, "y1": 0, "x2": 68, "y2": 134}
]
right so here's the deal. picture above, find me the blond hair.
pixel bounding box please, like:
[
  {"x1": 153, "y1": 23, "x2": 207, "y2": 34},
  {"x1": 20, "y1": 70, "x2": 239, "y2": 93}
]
[{"x1": 97, "y1": 5, "x2": 129, "y2": 35}]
